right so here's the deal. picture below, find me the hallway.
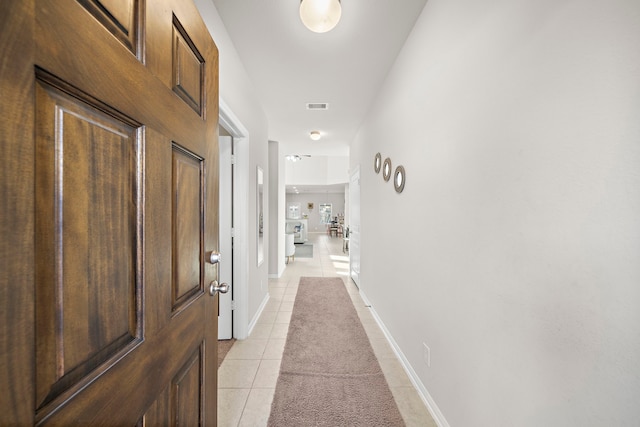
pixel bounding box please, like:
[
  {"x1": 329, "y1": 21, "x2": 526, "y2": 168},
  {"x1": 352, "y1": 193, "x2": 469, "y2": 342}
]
[{"x1": 217, "y1": 233, "x2": 437, "y2": 426}]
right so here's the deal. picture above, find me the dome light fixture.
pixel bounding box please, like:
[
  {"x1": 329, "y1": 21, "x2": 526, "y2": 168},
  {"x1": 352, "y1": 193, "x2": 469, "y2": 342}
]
[
  {"x1": 299, "y1": 0, "x2": 342, "y2": 33},
  {"x1": 310, "y1": 130, "x2": 321, "y2": 140}
]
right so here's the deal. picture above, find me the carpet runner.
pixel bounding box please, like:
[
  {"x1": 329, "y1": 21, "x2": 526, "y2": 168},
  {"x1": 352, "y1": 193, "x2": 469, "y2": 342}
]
[{"x1": 268, "y1": 276, "x2": 405, "y2": 426}]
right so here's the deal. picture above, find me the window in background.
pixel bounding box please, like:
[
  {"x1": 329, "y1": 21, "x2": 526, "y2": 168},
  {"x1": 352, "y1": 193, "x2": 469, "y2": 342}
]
[
  {"x1": 288, "y1": 203, "x2": 301, "y2": 219},
  {"x1": 319, "y1": 203, "x2": 332, "y2": 224}
]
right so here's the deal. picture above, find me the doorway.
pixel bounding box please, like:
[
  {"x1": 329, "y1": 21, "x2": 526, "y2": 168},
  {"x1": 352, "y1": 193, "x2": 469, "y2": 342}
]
[{"x1": 219, "y1": 99, "x2": 251, "y2": 339}]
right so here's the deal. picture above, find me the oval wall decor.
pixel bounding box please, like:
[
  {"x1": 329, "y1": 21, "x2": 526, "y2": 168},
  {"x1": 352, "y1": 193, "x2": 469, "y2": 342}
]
[
  {"x1": 394, "y1": 165, "x2": 406, "y2": 193},
  {"x1": 374, "y1": 152, "x2": 382, "y2": 173},
  {"x1": 382, "y1": 157, "x2": 392, "y2": 182}
]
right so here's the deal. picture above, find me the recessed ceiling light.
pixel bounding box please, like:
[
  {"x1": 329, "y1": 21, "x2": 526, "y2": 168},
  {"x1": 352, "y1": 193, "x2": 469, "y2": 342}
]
[
  {"x1": 310, "y1": 131, "x2": 321, "y2": 140},
  {"x1": 306, "y1": 103, "x2": 329, "y2": 110}
]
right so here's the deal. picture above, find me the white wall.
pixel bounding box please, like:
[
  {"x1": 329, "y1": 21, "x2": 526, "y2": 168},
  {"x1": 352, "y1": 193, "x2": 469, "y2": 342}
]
[
  {"x1": 194, "y1": 0, "x2": 270, "y2": 337},
  {"x1": 286, "y1": 193, "x2": 345, "y2": 233},
  {"x1": 285, "y1": 156, "x2": 349, "y2": 185},
  {"x1": 351, "y1": 0, "x2": 640, "y2": 426},
  {"x1": 269, "y1": 141, "x2": 286, "y2": 277}
]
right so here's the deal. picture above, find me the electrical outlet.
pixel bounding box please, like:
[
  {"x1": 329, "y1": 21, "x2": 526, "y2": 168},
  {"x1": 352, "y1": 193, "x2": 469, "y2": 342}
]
[{"x1": 423, "y1": 343, "x2": 430, "y2": 367}]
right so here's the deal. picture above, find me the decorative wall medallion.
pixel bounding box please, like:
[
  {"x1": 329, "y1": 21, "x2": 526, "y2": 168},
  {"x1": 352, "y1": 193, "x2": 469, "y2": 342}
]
[
  {"x1": 374, "y1": 152, "x2": 382, "y2": 173},
  {"x1": 394, "y1": 165, "x2": 406, "y2": 193},
  {"x1": 382, "y1": 158, "x2": 392, "y2": 182}
]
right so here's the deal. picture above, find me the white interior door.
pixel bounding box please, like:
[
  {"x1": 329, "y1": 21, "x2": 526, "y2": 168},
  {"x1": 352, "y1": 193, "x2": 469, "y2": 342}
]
[
  {"x1": 349, "y1": 167, "x2": 361, "y2": 287},
  {"x1": 218, "y1": 135, "x2": 233, "y2": 339}
]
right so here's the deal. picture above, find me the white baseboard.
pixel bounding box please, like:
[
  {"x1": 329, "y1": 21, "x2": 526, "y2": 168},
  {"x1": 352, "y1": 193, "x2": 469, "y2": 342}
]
[
  {"x1": 269, "y1": 263, "x2": 286, "y2": 279},
  {"x1": 247, "y1": 293, "x2": 270, "y2": 338},
  {"x1": 359, "y1": 291, "x2": 450, "y2": 427}
]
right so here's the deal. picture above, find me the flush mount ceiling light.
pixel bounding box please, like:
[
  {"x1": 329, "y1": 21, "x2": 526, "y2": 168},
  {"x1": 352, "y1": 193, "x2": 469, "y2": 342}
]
[
  {"x1": 310, "y1": 131, "x2": 321, "y2": 140},
  {"x1": 299, "y1": 0, "x2": 342, "y2": 33}
]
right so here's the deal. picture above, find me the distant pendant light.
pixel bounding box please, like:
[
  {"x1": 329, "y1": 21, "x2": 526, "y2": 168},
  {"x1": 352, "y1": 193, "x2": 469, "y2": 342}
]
[
  {"x1": 299, "y1": 0, "x2": 342, "y2": 33},
  {"x1": 310, "y1": 130, "x2": 321, "y2": 140}
]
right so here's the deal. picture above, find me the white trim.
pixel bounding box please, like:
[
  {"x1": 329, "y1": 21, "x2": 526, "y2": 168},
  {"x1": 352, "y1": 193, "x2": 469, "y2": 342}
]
[
  {"x1": 233, "y1": 137, "x2": 249, "y2": 339},
  {"x1": 218, "y1": 135, "x2": 233, "y2": 339},
  {"x1": 219, "y1": 98, "x2": 250, "y2": 340},
  {"x1": 360, "y1": 290, "x2": 450, "y2": 427},
  {"x1": 219, "y1": 97, "x2": 249, "y2": 137},
  {"x1": 247, "y1": 293, "x2": 270, "y2": 338},
  {"x1": 349, "y1": 166, "x2": 361, "y2": 286}
]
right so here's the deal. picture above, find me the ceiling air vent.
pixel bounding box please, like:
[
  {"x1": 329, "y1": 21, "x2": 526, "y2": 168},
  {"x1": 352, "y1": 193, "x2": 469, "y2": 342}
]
[{"x1": 306, "y1": 103, "x2": 329, "y2": 110}]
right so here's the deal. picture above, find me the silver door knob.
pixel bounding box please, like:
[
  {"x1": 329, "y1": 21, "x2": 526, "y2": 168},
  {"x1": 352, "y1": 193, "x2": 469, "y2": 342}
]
[
  {"x1": 209, "y1": 280, "x2": 229, "y2": 296},
  {"x1": 208, "y1": 251, "x2": 222, "y2": 264}
]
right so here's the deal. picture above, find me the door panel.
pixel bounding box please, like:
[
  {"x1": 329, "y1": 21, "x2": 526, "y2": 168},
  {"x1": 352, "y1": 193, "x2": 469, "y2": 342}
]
[
  {"x1": 172, "y1": 344, "x2": 205, "y2": 425},
  {"x1": 172, "y1": 144, "x2": 205, "y2": 313},
  {"x1": 76, "y1": 0, "x2": 142, "y2": 58},
  {"x1": 1, "y1": 0, "x2": 219, "y2": 424},
  {"x1": 140, "y1": 386, "x2": 171, "y2": 426},
  {"x1": 172, "y1": 16, "x2": 205, "y2": 116},
  {"x1": 34, "y1": 72, "x2": 143, "y2": 412}
]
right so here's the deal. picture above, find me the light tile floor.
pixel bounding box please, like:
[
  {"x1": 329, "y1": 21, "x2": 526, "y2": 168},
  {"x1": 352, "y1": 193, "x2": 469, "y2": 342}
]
[{"x1": 218, "y1": 233, "x2": 437, "y2": 426}]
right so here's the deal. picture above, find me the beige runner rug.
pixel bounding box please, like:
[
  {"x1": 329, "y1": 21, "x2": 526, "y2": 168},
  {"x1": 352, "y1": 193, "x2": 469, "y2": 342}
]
[{"x1": 268, "y1": 276, "x2": 405, "y2": 426}]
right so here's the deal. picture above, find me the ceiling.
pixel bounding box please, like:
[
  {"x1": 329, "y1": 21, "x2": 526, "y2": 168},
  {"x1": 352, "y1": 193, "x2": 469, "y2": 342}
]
[{"x1": 211, "y1": 0, "x2": 428, "y2": 157}]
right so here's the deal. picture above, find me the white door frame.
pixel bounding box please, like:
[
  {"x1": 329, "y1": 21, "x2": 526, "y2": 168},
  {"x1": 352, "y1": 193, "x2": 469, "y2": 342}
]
[
  {"x1": 349, "y1": 165, "x2": 361, "y2": 287},
  {"x1": 219, "y1": 98, "x2": 250, "y2": 339},
  {"x1": 218, "y1": 135, "x2": 233, "y2": 339}
]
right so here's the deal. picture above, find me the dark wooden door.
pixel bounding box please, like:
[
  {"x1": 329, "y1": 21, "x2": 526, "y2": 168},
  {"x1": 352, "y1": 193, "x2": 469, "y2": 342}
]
[{"x1": 1, "y1": 0, "x2": 220, "y2": 424}]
